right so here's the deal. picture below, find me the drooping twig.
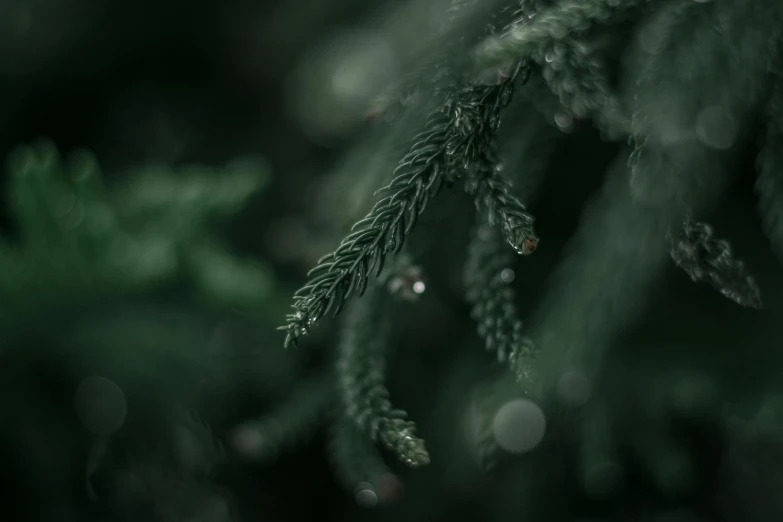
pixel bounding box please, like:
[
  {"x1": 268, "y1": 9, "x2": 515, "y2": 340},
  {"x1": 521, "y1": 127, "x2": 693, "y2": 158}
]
[
  {"x1": 668, "y1": 217, "x2": 762, "y2": 309},
  {"x1": 328, "y1": 414, "x2": 403, "y2": 506},
  {"x1": 756, "y1": 55, "x2": 783, "y2": 264},
  {"x1": 230, "y1": 372, "x2": 334, "y2": 461},
  {"x1": 336, "y1": 280, "x2": 430, "y2": 467}
]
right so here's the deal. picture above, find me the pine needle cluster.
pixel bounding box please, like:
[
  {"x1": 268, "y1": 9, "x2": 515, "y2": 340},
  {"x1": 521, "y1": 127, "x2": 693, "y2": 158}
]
[{"x1": 276, "y1": 0, "x2": 783, "y2": 494}]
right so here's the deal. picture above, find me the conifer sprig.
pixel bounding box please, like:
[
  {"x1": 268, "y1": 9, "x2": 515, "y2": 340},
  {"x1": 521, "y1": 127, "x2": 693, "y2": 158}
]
[
  {"x1": 336, "y1": 282, "x2": 429, "y2": 467},
  {"x1": 668, "y1": 217, "x2": 763, "y2": 309},
  {"x1": 475, "y1": 0, "x2": 654, "y2": 68},
  {"x1": 465, "y1": 146, "x2": 538, "y2": 255},
  {"x1": 370, "y1": 0, "x2": 492, "y2": 120},
  {"x1": 2, "y1": 140, "x2": 269, "y2": 314},
  {"x1": 230, "y1": 372, "x2": 333, "y2": 461},
  {"x1": 280, "y1": 61, "x2": 531, "y2": 348},
  {"x1": 464, "y1": 222, "x2": 539, "y2": 384}
]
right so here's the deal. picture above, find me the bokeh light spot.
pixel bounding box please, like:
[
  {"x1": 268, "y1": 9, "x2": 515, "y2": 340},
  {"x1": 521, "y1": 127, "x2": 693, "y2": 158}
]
[
  {"x1": 492, "y1": 398, "x2": 546, "y2": 454},
  {"x1": 74, "y1": 376, "x2": 127, "y2": 435}
]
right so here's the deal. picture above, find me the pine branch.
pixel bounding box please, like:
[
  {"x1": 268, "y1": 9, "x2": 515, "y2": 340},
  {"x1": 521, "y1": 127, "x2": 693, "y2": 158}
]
[
  {"x1": 465, "y1": 145, "x2": 539, "y2": 255},
  {"x1": 475, "y1": 0, "x2": 653, "y2": 68},
  {"x1": 464, "y1": 221, "x2": 539, "y2": 384},
  {"x1": 537, "y1": 37, "x2": 629, "y2": 138},
  {"x1": 369, "y1": 0, "x2": 489, "y2": 120},
  {"x1": 336, "y1": 281, "x2": 429, "y2": 468},
  {"x1": 519, "y1": 152, "x2": 675, "y2": 401},
  {"x1": 280, "y1": 61, "x2": 531, "y2": 348},
  {"x1": 328, "y1": 414, "x2": 403, "y2": 507},
  {"x1": 668, "y1": 217, "x2": 762, "y2": 309},
  {"x1": 230, "y1": 372, "x2": 334, "y2": 462},
  {"x1": 466, "y1": 378, "x2": 503, "y2": 472},
  {"x1": 1, "y1": 140, "x2": 270, "y2": 317}
]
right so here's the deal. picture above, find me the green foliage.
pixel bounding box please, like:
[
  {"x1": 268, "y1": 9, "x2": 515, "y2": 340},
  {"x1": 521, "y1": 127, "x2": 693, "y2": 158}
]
[
  {"x1": 464, "y1": 221, "x2": 538, "y2": 381},
  {"x1": 2, "y1": 140, "x2": 167, "y2": 306},
  {"x1": 0, "y1": 140, "x2": 284, "y2": 520},
  {"x1": 281, "y1": 55, "x2": 531, "y2": 348},
  {"x1": 0, "y1": 140, "x2": 273, "y2": 320},
  {"x1": 328, "y1": 414, "x2": 401, "y2": 507},
  {"x1": 87, "y1": 409, "x2": 229, "y2": 522},
  {"x1": 336, "y1": 280, "x2": 429, "y2": 467}
]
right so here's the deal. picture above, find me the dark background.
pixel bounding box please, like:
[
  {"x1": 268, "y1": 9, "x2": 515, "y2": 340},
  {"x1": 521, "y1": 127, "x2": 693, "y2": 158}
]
[{"x1": 1, "y1": 1, "x2": 782, "y2": 522}]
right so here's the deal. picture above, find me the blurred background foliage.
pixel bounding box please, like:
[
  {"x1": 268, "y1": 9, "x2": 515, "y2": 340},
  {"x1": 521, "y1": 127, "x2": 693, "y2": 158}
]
[{"x1": 1, "y1": 1, "x2": 783, "y2": 521}]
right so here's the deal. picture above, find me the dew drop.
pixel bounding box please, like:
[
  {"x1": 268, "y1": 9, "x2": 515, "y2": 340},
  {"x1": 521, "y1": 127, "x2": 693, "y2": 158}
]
[{"x1": 500, "y1": 268, "x2": 515, "y2": 283}]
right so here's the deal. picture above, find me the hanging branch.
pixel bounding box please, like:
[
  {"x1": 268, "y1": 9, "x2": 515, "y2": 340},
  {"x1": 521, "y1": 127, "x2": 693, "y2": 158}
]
[
  {"x1": 328, "y1": 414, "x2": 403, "y2": 506},
  {"x1": 757, "y1": 64, "x2": 783, "y2": 264},
  {"x1": 280, "y1": 62, "x2": 532, "y2": 348},
  {"x1": 336, "y1": 279, "x2": 429, "y2": 467},
  {"x1": 464, "y1": 220, "x2": 539, "y2": 383},
  {"x1": 465, "y1": 144, "x2": 539, "y2": 255},
  {"x1": 668, "y1": 217, "x2": 762, "y2": 309},
  {"x1": 373, "y1": 0, "x2": 545, "y2": 122}
]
